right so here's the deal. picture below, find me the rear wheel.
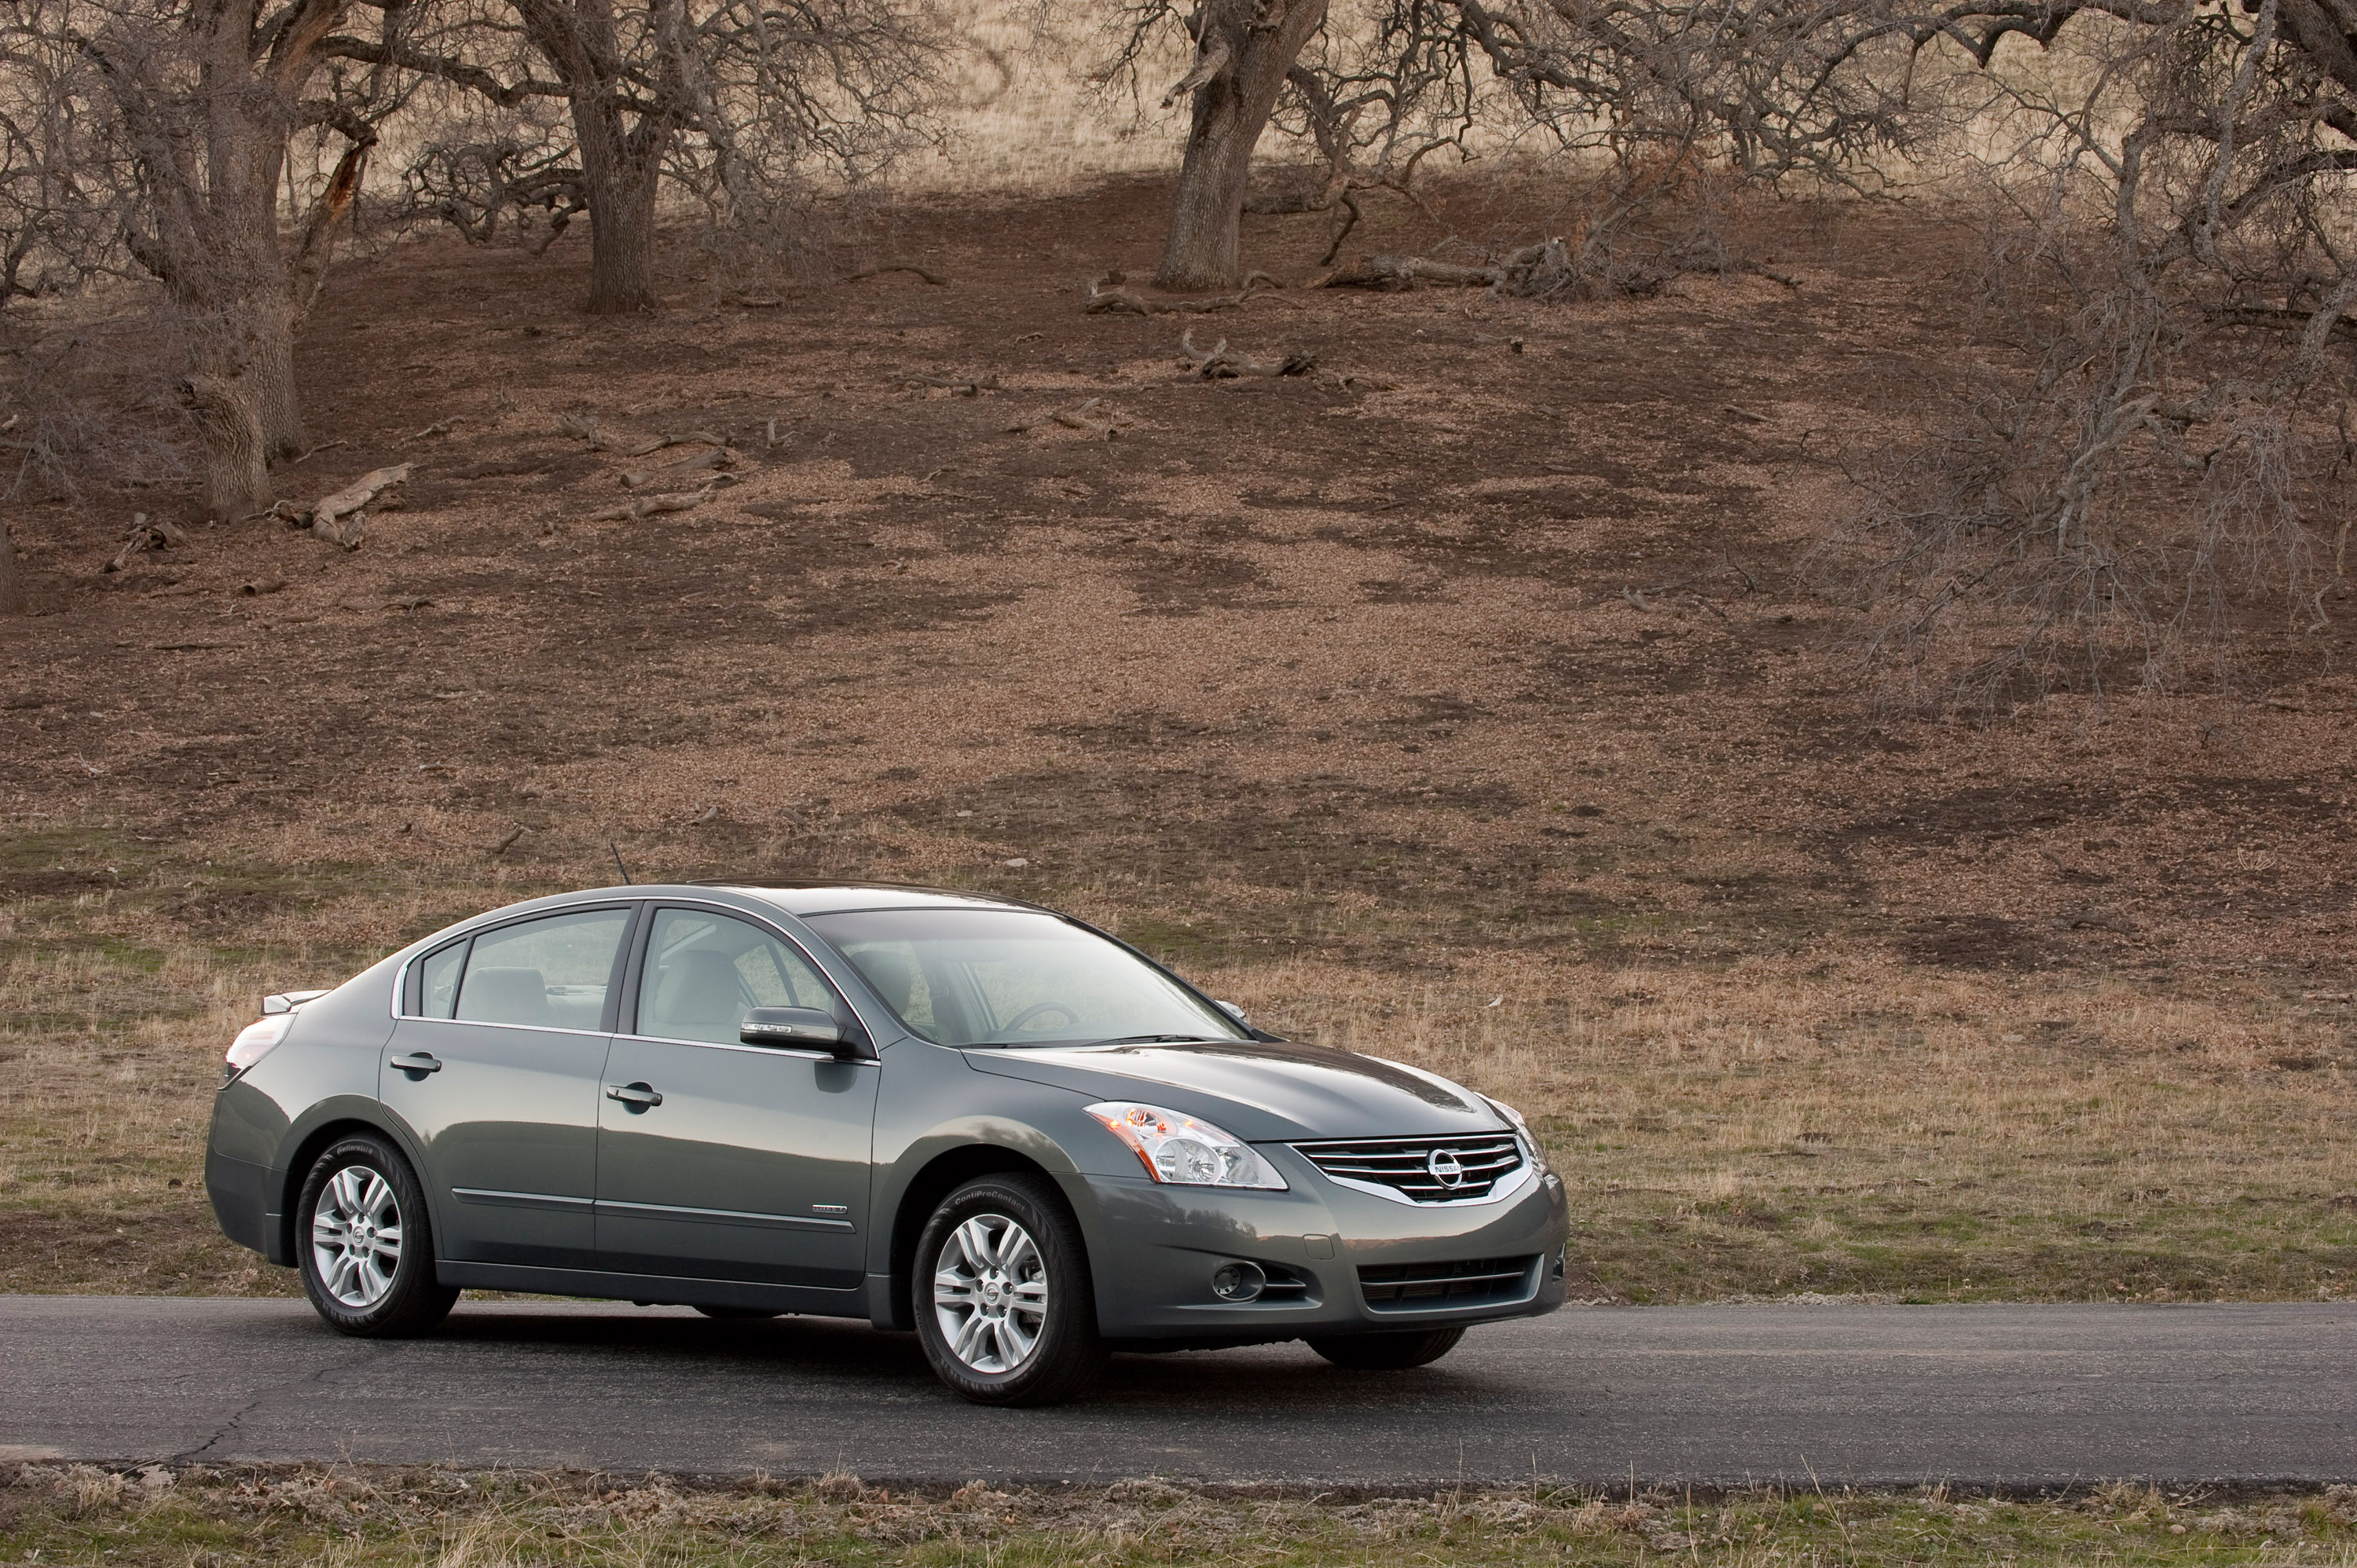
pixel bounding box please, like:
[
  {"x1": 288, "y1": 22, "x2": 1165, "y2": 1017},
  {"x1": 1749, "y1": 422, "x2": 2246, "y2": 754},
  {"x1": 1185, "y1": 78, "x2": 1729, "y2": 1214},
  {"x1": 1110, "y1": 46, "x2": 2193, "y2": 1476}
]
[
  {"x1": 295, "y1": 1134, "x2": 457, "y2": 1338},
  {"x1": 1307, "y1": 1325, "x2": 1466, "y2": 1371},
  {"x1": 913, "y1": 1173, "x2": 1105, "y2": 1406}
]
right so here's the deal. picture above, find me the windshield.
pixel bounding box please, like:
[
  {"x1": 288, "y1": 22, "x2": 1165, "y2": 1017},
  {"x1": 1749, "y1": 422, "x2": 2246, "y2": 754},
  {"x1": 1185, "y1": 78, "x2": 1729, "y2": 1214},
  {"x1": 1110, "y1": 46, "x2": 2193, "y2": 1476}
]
[{"x1": 801, "y1": 909, "x2": 1246, "y2": 1049}]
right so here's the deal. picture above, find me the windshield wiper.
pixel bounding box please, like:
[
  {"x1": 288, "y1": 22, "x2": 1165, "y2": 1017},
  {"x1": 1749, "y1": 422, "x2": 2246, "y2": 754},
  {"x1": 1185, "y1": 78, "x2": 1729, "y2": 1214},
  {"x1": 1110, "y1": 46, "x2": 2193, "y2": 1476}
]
[
  {"x1": 1076, "y1": 1033, "x2": 1230, "y2": 1048},
  {"x1": 966, "y1": 1033, "x2": 1230, "y2": 1050}
]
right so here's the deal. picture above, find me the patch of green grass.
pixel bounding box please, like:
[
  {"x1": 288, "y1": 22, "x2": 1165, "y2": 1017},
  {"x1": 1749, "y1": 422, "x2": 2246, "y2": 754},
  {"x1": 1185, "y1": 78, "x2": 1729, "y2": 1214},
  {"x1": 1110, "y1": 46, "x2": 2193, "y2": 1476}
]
[{"x1": 4, "y1": 1467, "x2": 2354, "y2": 1567}]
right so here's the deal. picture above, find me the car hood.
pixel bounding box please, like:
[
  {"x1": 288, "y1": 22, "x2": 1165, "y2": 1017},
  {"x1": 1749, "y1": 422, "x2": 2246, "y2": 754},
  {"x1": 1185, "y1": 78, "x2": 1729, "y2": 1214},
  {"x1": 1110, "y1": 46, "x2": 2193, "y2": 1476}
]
[{"x1": 960, "y1": 1038, "x2": 1507, "y2": 1141}]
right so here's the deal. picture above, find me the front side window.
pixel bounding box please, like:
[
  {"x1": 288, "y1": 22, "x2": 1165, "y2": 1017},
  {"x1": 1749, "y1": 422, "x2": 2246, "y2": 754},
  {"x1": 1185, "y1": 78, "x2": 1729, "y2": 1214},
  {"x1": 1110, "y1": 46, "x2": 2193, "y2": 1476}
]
[
  {"x1": 637, "y1": 908, "x2": 837, "y2": 1046},
  {"x1": 453, "y1": 908, "x2": 630, "y2": 1030},
  {"x1": 804, "y1": 909, "x2": 1244, "y2": 1049}
]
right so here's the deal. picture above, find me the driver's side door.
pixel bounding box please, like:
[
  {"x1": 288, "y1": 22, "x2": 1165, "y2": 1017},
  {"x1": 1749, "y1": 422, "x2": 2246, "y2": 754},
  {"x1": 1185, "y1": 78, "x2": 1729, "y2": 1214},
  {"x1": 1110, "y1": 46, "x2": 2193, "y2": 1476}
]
[{"x1": 593, "y1": 905, "x2": 879, "y2": 1294}]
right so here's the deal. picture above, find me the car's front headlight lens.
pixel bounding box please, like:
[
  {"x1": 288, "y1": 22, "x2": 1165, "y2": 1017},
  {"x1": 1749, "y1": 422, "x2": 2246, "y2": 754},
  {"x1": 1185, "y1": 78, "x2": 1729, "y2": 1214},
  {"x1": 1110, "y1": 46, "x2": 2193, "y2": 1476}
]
[
  {"x1": 223, "y1": 1015, "x2": 294, "y2": 1083},
  {"x1": 1485, "y1": 1095, "x2": 1550, "y2": 1174},
  {"x1": 1085, "y1": 1101, "x2": 1288, "y2": 1189}
]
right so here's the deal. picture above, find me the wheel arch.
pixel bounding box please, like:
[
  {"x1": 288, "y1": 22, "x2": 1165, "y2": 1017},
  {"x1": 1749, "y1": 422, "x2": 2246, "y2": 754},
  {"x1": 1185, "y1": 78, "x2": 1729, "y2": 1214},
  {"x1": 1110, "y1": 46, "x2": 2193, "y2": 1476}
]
[
  {"x1": 883, "y1": 1144, "x2": 1062, "y2": 1333},
  {"x1": 273, "y1": 1112, "x2": 432, "y2": 1266}
]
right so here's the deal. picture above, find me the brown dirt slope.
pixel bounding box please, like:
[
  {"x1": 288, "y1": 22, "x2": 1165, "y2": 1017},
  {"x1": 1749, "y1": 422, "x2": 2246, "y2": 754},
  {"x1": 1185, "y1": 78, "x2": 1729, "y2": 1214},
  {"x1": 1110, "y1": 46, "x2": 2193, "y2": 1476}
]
[{"x1": 0, "y1": 174, "x2": 2351, "y2": 1302}]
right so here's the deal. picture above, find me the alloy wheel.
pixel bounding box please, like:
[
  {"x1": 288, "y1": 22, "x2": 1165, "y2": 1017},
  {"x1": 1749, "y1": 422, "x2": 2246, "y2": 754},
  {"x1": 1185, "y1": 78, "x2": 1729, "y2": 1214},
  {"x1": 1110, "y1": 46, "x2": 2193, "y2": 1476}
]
[
  {"x1": 931, "y1": 1211, "x2": 1048, "y2": 1373},
  {"x1": 310, "y1": 1163, "x2": 403, "y2": 1308}
]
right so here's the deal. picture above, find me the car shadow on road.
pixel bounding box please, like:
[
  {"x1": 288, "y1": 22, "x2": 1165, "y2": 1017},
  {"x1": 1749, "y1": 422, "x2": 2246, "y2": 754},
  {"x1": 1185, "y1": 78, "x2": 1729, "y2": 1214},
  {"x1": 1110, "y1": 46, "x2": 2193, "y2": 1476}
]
[{"x1": 425, "y1": 1306, "x2": 1512, "y2": 1412}]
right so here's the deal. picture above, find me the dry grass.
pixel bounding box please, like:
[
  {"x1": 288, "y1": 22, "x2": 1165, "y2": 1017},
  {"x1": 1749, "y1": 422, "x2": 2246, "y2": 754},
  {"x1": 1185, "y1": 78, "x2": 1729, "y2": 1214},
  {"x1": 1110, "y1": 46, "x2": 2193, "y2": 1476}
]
[
  {"x1": 0, "y1": 180, "x2": 2350, "y2": 1302},
  {"x1": 1, "y1": 839, "x2": 2351, "y2": 1300},
  {"x1": 1214, "y1": 955, "x2": 2357, "y2": 1299},
  {"x1": 4, "y1": 1463, "x2": 2356, "y2": 1567}
]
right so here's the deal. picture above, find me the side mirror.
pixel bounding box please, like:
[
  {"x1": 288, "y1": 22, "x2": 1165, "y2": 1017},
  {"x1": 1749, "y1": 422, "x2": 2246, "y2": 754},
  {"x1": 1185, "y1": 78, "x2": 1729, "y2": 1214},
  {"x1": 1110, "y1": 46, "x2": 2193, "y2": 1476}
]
[
  {"x1": 741, "y1": 1006, "x2": 856, "y2": 1057},
  {"x1": 1216, "y1": 1000, "x2": 1251, "y2": 1028}
]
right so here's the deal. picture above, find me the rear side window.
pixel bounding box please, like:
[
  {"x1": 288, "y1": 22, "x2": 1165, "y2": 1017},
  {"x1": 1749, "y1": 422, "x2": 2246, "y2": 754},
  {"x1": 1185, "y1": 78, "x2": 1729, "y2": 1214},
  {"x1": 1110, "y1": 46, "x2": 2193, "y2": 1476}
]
[
  {"x1": 453, "y1": 909, "x2": 630, "y2": 1031},
  {"x1": 415, "y1": 941, "x2": 466, "y2": 1019}
]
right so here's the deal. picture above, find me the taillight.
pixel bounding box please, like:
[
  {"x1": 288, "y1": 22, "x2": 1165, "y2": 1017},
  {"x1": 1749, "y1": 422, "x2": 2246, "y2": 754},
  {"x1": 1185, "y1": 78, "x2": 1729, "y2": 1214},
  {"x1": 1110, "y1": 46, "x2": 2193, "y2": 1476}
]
[{"x1": 223, "y1": 1015, "x2": 294, "y2": 1082}]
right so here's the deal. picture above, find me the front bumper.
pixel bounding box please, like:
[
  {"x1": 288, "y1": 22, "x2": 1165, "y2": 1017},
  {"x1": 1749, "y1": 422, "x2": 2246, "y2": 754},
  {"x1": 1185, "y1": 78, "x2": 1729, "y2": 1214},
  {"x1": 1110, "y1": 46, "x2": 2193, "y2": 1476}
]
[{"x1": 1072, "y1": 1149, "x2": 1569, "y2": 1340}]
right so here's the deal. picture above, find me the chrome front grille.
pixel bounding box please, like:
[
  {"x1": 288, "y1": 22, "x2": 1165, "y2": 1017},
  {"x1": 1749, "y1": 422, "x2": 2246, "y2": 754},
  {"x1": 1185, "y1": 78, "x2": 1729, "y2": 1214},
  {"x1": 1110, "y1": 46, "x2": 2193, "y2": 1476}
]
[
  {"x1": 1358, "y1": 1255, "x2": 1541, "y2": 1310},
  {"x1": 1292, "y1": 1133, "x2": 1524, "y2": 1203}
]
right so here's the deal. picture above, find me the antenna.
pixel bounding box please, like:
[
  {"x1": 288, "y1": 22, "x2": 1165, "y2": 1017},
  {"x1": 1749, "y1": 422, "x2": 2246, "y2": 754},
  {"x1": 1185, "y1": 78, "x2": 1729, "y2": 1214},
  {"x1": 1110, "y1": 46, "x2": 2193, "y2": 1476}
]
[{"x1": 610, "y1": 841, "x2": 632, "y2": 885}]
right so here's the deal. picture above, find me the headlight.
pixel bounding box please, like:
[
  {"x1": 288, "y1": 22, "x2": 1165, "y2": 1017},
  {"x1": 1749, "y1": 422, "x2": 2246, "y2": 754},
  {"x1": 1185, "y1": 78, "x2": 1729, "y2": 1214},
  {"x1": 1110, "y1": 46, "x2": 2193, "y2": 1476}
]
[
  {"x1": 223, "y1": 1015, "x2": 293, "y2": 1083},
  {"x1": 1085, "y1": 1102, "x2": 1288, "y2": 1189},
  {"x1": 1485, "y1": 1095, "x2": 1551, "y2": 1174}
]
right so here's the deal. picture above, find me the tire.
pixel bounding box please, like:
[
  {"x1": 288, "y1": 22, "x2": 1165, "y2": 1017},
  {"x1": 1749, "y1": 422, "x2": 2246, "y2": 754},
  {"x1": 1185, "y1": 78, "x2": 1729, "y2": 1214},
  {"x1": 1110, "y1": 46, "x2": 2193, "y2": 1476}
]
[
  {"x1": 295, "y1": 1133, "x2": 458, "y2": 1338},
  {"x1": 1307, "y1": 1325, "x2": 1466, "y2": 1371},
  {"x1": 912, "y1": 1173, "x2": 1105, "y2": 1406},
  {"x1": 693, "y1": 1306, "x2": 783, "y2": 1320}
]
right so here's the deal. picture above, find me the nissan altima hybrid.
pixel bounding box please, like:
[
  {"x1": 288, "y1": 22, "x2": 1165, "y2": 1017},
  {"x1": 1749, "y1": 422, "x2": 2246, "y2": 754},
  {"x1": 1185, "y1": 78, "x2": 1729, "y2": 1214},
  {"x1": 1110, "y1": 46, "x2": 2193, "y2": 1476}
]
[{"x1": 207, "y1": 883, "x2": 1569, "y2": 1405}]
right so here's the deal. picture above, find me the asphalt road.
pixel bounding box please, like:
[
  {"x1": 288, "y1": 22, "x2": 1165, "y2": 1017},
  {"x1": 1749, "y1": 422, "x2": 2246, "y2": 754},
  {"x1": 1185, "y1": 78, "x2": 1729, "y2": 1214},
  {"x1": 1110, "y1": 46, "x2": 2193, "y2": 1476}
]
[{"x1": 4, "y1": 1296, "x2": 2351, "y2": 1488}]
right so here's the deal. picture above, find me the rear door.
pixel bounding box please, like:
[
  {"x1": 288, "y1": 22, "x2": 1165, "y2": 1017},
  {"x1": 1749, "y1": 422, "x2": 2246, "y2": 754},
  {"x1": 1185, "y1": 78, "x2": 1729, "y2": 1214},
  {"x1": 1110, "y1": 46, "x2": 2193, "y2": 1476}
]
[
  {"x1": 594, "y1": 905, "x2": 879, "y2": 1292},
  {"x1": 379, "y1": 903, "x2": 636, "y2": 1269}
]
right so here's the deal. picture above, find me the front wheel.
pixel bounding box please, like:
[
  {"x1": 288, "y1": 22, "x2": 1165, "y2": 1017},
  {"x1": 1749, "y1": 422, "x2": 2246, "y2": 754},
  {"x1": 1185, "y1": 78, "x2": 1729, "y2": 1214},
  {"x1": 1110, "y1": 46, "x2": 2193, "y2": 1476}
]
[
  {"x1": 913, "y1": 1173, "x2": 1105, "y2": 1406},
  {"x1": 295, "y1": 1134, "x2": 457, "y2": 1338},
  {"x1": 1307, "y1": 1325, "x2": 1466, "y2": 1371}
]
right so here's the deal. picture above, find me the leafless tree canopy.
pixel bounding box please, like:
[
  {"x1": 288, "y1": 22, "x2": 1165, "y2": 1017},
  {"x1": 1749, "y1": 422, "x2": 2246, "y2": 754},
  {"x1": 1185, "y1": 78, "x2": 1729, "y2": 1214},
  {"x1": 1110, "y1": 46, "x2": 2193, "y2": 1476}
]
[
  {"x1": 0, "y1": 0, "x2": 2348, "y2": 683},
  {"x1": 1817, "y1": 0, "x2": 2357, "y2": 699},
  {"x1": 339, "y1": 0, "x2": 951, "y2": 310}
]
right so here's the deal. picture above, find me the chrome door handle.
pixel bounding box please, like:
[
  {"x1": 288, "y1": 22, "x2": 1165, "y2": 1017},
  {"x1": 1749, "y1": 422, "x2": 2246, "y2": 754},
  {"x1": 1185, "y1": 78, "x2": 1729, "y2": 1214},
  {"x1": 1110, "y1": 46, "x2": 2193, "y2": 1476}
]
[
  {"x1": 606, "y1": 1082, "x2": 662, "y2": 1108},
  {"x1": 390, "y1": 1053, "x2": 442, "y2": 1075}
]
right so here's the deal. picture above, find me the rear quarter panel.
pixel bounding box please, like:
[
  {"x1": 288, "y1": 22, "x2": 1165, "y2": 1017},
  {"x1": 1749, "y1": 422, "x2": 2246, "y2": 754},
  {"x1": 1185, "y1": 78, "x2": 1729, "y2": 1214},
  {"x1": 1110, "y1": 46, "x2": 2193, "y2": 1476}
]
[{"x1": 207, "y1": 951, "x2": 406, "y2": 1262}]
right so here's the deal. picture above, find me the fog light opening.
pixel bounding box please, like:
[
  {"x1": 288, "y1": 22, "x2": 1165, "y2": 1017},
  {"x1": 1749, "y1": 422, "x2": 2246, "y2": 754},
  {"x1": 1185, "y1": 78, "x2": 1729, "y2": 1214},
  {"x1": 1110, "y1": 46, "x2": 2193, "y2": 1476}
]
[{"x1": 1211, "y1": 1262, "x2": 1266, "y2": 1302}]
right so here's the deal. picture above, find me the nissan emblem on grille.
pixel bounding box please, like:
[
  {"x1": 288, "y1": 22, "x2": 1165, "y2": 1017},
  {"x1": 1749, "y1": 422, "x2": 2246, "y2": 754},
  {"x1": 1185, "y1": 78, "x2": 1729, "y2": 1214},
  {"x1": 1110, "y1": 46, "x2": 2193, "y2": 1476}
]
[{"x1": 1291, "y1": 1134, "x2": 1524, "y2": 1203}]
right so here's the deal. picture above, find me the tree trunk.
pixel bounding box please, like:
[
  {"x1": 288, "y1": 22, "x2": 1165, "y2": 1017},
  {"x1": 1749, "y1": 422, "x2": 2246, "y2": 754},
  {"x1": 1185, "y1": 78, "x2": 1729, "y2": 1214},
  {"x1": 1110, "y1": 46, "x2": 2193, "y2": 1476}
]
[
  {"x1": 575, "y1": 102, "x2": 663, "y2": 313},
  {"x1": 252, "y1": 291, "x2": 306, "y2": 458},
  {"x1": 181, "y1": 370, "x2": 272, "y2": 521},
  {"x1": 1155, "y1": 0, "x2": 1329, "y2": 291},
  {"x1": 0, "y1": 518, "x2": 25, "y2": 614}
]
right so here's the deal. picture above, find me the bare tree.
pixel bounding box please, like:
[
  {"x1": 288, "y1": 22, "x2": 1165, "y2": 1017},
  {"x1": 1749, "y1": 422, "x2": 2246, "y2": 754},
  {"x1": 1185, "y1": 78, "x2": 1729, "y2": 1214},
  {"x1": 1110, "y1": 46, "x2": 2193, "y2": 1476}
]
[
  {"x1": 1151, "y1": 0, "x2": 1333, "y2": 287},
  {"x1": 346, "y1": 0, "x2": 948, "y2": 311},
  {"x1": 12, "y1": 0, "x2": 414, "y2": 516},
  {"x1": 1121, "y1": 0, "x2": 1915, "y2": 290},
  {"x1": 1826, "y1": 0, "x2": 2357, "y2": 697},
  {"x1": 0, "y1": 0, "x2": 117, "y2": 302}
]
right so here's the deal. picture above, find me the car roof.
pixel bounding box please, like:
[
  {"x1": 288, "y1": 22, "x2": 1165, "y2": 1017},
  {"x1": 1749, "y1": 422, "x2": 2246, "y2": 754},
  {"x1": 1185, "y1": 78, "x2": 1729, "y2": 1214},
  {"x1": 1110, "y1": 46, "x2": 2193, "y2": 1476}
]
[{"x1": 696, "y1": 881, "x2": 1051, "y2": 918}]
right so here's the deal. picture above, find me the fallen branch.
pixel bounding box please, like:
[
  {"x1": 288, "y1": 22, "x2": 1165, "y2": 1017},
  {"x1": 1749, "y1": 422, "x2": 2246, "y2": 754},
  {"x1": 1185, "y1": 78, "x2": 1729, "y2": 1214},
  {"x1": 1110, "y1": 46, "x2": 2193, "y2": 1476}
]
[
  {"x1": 398, "y1": 419, "x2": 456, "y2": 446},
  {"x1": 1178, "y1": 329, "x2": 1317, "y2": 379},
  {"x1": 1318, "y1": 239, "x2": 1804, "y2": 300},
  {"x1": 1314, "y1": 254, "x2": 1505, "y2": 290},
  {"x1": 555, "y1": 413, "x2": 720, "y2": 459},
  {"x1": 621, "y1": 446, "x2": 734, "y2": 489},
  {"x1": 1005, "y1": 397, "x2": 1126, "y2": 438},
  {"x1": 848, "y1": 262, "x2": 948, "y2": 286},
  {"x1": 305, "y1": 463, "x2": 412, "y2": 549},
  {"x1": 1084, "y1": 274, "x2": 1288, "y2": 317},
  {"x1": 103, "y1": 513, "x2": 189, "y2": 573},
  {"x1": 588, "y1": 475, "x2": 737, "y2": 522}
]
